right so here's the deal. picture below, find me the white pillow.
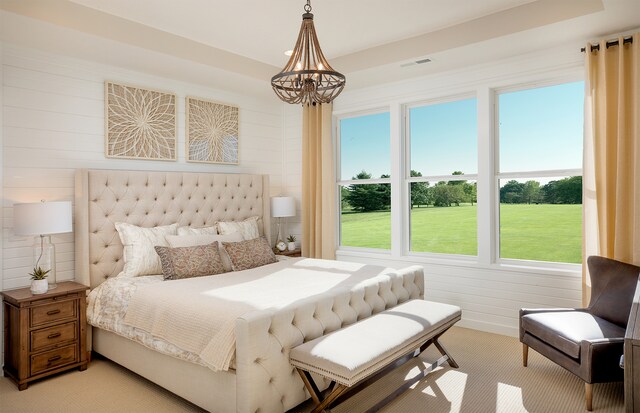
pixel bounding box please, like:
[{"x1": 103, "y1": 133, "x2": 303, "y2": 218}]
[
  {"x1": 115, "y1": 222, "x2": 178, "y2": 277},
  {"x1": 166, "y1": 232, "x2": 243, "y2": 272},
  {"x1": 216, "y1": 216, "x2": 260, "y2": 240},
  {"x1": 177, "y1": 225, "x2": 218, "y2": 236}
]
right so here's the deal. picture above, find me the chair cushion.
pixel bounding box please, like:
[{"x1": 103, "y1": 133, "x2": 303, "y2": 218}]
[{"x1": 521, "y1": 311, "x2": 626, "y2": 359}]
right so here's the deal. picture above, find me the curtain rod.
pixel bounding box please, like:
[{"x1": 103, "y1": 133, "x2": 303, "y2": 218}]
[{"x1": 581, "y1": 36, "x2": 634, "y2": 53}]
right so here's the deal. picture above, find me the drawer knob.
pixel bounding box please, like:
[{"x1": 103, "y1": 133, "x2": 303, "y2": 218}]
[
  {"x1": 47, "y1": 332, "x2": 62, "y2": 339},
  {"x1": 46, "y1": 309, "x2": 61, "y2": 316},
  {"x1": 47, "y1": 355, "x2": 62, "y2": 364}
]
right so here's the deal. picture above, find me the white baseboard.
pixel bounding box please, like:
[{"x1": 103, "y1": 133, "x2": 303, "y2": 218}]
[{"x1": 455, "y1": 318, "x2": 519, "y2": 338}]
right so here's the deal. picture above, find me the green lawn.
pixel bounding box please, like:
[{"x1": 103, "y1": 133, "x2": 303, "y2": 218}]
[{"x1": 340, "y1": 204, "x2": 582, "y2": 263}]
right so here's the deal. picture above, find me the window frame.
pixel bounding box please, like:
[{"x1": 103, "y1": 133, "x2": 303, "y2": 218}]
[
  {"x1": 403, "y1": 93, "x2": 479, "y2": 258},
  {"x1": 332, "y1": 71, "x2": 584, "y2": 274},
  {"x1": 493, "y1": 80, "x2": 584, "y2": 268},
  {"x1": 335, "y1": 107, "x2": 392, "y2": 253}
]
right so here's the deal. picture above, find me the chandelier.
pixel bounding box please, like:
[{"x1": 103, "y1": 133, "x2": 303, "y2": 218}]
[{"x1": 271, "y1": 0, "x2": 346, "y2": 105}]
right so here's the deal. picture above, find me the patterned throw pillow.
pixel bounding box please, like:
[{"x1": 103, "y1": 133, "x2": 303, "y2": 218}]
[
  {"x1": 222, "y1": 236, "x2": 277, "y2": 271},
  {"x1": 115, "y1": 222, "x2": 178, "y2": 277},
  {"x1": 165, "y1": 232, "x2": 244, "y2": 272},
  {"x1": 154, "y1": 242, "x2": 226, "y2": 280},
  {"x1": 216, "y1": 216, "x2": 260, "y2": 240}
]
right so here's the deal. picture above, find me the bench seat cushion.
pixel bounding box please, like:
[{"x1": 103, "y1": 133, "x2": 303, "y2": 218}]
[{"x1": 289, "y1": 299, "x2": 461, "y2": 386}]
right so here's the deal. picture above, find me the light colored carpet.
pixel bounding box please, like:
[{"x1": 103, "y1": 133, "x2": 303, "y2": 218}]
[{"x1": 0, "y1": 327, "x2": 624, "y2": 413}]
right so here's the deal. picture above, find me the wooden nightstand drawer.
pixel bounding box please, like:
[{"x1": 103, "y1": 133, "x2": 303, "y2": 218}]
[
  {"x1": 30, "y1": 344, "x2": 77, "y2": 376},
  {"x1": 30, "y1": 300, "x2": 76, "y2": 327},
  {"x1": 31, "y1": 321, "x2": 77, "y2": 352}
]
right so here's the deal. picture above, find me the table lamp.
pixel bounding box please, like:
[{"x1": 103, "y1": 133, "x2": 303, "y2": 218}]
[
  {"x1": 271, "y1": 196, "x2": 295, "y2": 249},
  {"x1": 14, "y1": 201, "x2": 73, "y2": 290}
]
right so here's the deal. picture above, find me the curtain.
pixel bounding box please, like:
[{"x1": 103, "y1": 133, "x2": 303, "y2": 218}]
[
  {"x1": 301, "y1": 103, "x2": 336, "y2": 259},
  {"x1": 583, "y1": 33, "x2": 639, "y2": 304}
]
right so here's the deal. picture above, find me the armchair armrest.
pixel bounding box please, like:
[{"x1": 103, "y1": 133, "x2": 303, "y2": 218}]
[
  {"x1": 582, "y1": 337, "x2": 625, "y2": 346},
  {"x1": 580, "y1": 337, "x2": 625, "y2": 383},
  {"x1": 520, "y1": 308, "x2": 585, "y2": 317}
]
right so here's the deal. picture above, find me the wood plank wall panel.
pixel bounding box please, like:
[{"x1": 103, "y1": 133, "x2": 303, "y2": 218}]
[
  {"x1": 282, "y1": 105, "x2": 302, "y2": 245},
  {"x1": 1, "y1": 44, "x2": 284, "y2": 291},
  {"x1": 336, "y1": 253, "x2": 582, "y2": 337}
]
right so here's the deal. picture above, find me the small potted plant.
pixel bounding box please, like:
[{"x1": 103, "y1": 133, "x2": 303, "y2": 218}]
[
  {"x1": 286, "y1": 235, "x2": 297, "y2": 251},
  {"x1": 30, "y1": 267, "x2": 50, "y2": 295}
]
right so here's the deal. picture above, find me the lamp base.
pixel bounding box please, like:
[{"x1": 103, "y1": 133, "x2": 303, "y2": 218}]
[
  {"x1": 33, "y1": 235, "x2": 57, "y2": 290},
  {"x1": 275, "y1": 218, "x2": 283, "y2": 245}
]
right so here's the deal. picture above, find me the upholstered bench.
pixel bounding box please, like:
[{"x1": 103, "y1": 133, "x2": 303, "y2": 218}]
[{"x1": 290, "y1": 299, "x2": 461, "y2": 413}]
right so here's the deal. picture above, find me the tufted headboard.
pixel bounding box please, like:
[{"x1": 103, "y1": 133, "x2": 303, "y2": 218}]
[{"x1": 75, "y1": 169, "x2": 271, "y2": 289}]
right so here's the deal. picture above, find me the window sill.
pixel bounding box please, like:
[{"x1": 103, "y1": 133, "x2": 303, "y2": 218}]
[{"x1": 335, "y1": 248, "x2": 582, "y2": 279}]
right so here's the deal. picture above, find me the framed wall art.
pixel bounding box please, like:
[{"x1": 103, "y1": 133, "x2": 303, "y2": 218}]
[
  {"x1": 186, "y1": 96, "x2": 239, "y2": 164},
  {"x1": 105, "y1": 81, "x2": 177, "y2": 161}
]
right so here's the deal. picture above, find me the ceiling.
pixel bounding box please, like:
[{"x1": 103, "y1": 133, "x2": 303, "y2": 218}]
[
  {"x1": 1, "y1": 0, "x2": 639, "y2": 92},
  {"x1": 67, "y1": 0, "x2": 538, "y2": 67}
]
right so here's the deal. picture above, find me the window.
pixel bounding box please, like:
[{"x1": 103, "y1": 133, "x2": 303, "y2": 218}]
[
  {"x1": 338, "y1": 111, "x2": 391, "y2": 249},
  {"x1": 407, "y1": 97, "x2": 478, "y2": 255},
  {"x1": 497, "y1": 81, "x2": 584, "y2": 264},
  {"x1": 334, "y1": 74, "x2": 584, "y2": 269}
]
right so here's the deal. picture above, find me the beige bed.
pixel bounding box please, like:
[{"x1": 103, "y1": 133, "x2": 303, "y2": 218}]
[{"x1": 74, "y1": 169, "x2": 424, "y2": 413}]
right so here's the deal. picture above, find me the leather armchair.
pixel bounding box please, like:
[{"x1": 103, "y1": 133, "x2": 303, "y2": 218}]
[{"x1": 520, "y1": 256, "x2": 640, "y2": 411}]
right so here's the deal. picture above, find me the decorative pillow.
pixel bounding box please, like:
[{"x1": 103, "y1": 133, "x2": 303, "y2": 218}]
[
  {"x1": 222, "y1": 236, "x2": 277, "y2": 271},
  {"x1": 216, "y1": 216, "x2": 260, "y2": 240},
  {"x1": 115, "y1": 222, "x2": 178, "y2": 277},
  {"x1": 177, "y1": 225, "x2": 218, "y2": 236},
  {"x1": 154, "y1": 242, "x2": 225, "y2": 280},
  {"x1": 165, "y1": 232, "x2": 243, "y2": 272}
]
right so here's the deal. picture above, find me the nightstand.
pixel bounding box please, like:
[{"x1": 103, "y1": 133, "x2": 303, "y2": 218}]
[
  {"x1": 1, "y1": 281, "x2": 89, "y2": 390},
  {"x1": 274, "y1": 248, "x2": 302, "y2": 258}
]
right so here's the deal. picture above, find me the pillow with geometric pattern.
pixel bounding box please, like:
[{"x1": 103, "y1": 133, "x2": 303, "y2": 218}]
[
  {"x1": 221, "y1": 236, "x2": 277, "y2": 271},
  {"x1": 154, "y1": 242, "x2": 226, "y2": 280}
]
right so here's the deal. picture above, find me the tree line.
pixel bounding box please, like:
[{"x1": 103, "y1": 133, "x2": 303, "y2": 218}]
[
  {"x1": 499, "y1": 176, "x2": 581, "y2": 204},
  {"x1": 342, "y1": 171, "x2": 581, "y2": 213}
]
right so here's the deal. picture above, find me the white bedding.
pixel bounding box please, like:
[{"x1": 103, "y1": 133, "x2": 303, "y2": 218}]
[
  {"x1": 86, "y1": 274, "x2": 208, "y2": 367},
  {"x1": 89, "y1": 258, "x2": 412, "y2": 372}
]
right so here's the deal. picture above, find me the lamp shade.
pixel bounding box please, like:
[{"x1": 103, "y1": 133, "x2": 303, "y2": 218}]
[
  {"x1": 271, "y1": 197, "x2": 296, "y2": 218},
  {"x1": 14, "y1": 201, "x2": 73, "y2": 236}
]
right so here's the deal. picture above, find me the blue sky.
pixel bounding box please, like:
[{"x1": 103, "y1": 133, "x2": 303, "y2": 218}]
[{"x1": 340, "y1": 81, "x2": 584, "y2": 181}]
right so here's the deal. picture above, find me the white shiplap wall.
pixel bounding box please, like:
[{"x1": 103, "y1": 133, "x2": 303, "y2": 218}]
[
  {"x1": 1, "y1": 43, "x2": 285, "y2": 291},
  {"x1": 325, "y1": 46, "x2": 586, "y2": 337},
  {"x1": 0, "y1": 41, "x2": 4, "y2": 295},
  {"x1": 281, "y1": 104, "x2": 303, "y2": 246}
]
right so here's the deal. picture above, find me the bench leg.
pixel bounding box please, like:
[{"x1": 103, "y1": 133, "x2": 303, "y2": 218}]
[
  {"x1": 298, "y1": 368, "x2": 349, "y2": 413},
  {"x1": 365, "y1": 354, "x2": 450, "y2": 413},
  {"x1": 311, "y1": 384, "x2": 348, "y2": 413},
  {"x1": 434, "y1": 338, "x2": 459, "y2": 368},
  {"x1": 297, "y1": 369, "x2": 323, "y2": 406}
]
